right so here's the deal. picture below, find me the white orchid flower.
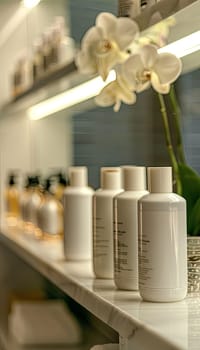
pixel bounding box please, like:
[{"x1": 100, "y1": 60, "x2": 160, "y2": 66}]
[
  {"x1": 127, "y1": 16, "x2": 175, "y2": 54},
  {"x1": 140, "y1": 17, "x2": 176, "y2": 48},
  {"x1": 95, "y1": 69, "x2": 136, "y2": 112},
  {"x1": 122, "y1": 45, "x2": 182, "y2": 94},
  {"x1": 76, "y1": 12, "x2": 139, "y2": 81}
]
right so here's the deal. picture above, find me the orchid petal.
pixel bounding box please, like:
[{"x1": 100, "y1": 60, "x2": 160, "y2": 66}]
[
  {"x1": 153, "y1": 53, "x2": 182, "y2": 84},
  {"x1": 116, "y1": 83, "x2": 137, "y2": 105},
  {"x1": 117, "y1": 72, "x2": 137, "y2": 91},
  {"x1": 140, "y1": 45, "x2": 158, "y2": 68},
  {"x1": 151, "y1": 72, "x2": 170, "y2": 94},
  {"x1": 141, "y1": 16, "x2": 175, "y2": 48},
  {"x1": 124, "y1": 54, "x2": 144, "y2": 75},
  {"x1": 76, "y1": 27, "x2": 103, "y2": 75},
  {"x1": 114, "y1": 100, "x2": 121, "y2": 112},
  {"x1": 96, "y1": 12, "x2": 117, "y2": 39},
  {"x1": 95, "y1": 83, "x2": 116, "y2": 107},
  {"x1": 153, "y1": 16, "x2": 175, "y2": 38},
  {"x1": 115, "y1": 17, "x2": 139, "y2": 49},
  {"x1": 96, "y1": 56, "x2": 111, "y2": 81},
  {"x1": 136, "y1": 81, "x2": 151, "y2": 92},
  {"x1": 121, "y1": 55, "x2": 144, "y2": 88},
  {"x1": 75, "y1": 51, "x2": 96, "y2": 74},
  {"x1": 81, "y1": 26, "x2": 103, "y2": 51},
  {"x1": 95, "y1": 80, "x2": 136, "y2": 111},
  {"x1": 96, "y1": 49, "x2": 125, "y2": 81},
  {"x1": 116, "y1": 63, "x2": 136, "y2": 91}
]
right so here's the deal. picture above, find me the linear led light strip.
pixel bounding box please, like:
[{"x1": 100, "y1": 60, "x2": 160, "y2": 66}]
[
  {"x1": 28, "y1": 70, "x2": 116, "y2": 120},
  {"x1": 28, "y1": 30, "x2": 200, "y2": 120},
  {"x1": 158, "y1": 30, "x2": 200, "y2": 57},
  {"x1": 22, "y1": 0, "x2": 41, "y2": 8}
]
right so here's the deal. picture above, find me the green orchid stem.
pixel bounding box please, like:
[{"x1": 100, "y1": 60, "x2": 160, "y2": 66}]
[
  {"x1": 158, "y1": 93, "x2": 182, "y2": 194},
  {"x1": 169, "y1": 85, "x2": 186, "y2": 164}
]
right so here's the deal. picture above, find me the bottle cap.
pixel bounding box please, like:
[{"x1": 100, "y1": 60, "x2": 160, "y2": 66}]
[
  {"x1": 31, "y1": 175, "x2": 40, "y2": 187},
  {"x1": 45, "y1": 178, "x2": 52, "y2": 193},
  {"x1": 69, "y1": 167, "x2": 88, "y2": 187},
  {"x1": 148, "y1": 167, "x2": 172, "y2": 193},
  {"x1": 57, "y1": 172, "x2": 67, "y2": 186},
  {"x1": 100, "y1": 167, "x2": 121, "y2": 188},
  {"x1": 25, "y1": 176, "x2": 33, "y2": 188},
  {"x1": 8, "y1": 173, "x2": 16, "y2": 186},
  {"x1": 122, "y1": 166, "x2": 146, "y2": 191},
  {"x1": 101, "y1": 169, "x2": 121, "y2": 190}
]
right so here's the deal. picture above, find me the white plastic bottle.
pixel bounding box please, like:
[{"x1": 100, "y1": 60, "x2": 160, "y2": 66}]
[
  {"x1": 93, "y1": 168, "x2": 123, "y2": 279},
  {"x1": 26, "y1": 176, "x2": 43, "y2": 235},
  {"x1": 63, "y1": 167, "x2": 94, "y2": 260},
  {"x1": 114, "y1": 166, "x2": 148, "y2": 290},
  {"x1": 138, "y1": 167, "x2": 187, "y2": 302}
]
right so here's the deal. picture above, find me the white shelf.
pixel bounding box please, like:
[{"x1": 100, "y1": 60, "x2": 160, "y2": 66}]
[{"x1": 0, "y1": 227, "x2": 200, "y2": 350}]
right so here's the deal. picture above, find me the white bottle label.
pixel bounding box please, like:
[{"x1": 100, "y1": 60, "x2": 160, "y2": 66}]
[
  {"x1": 93, "y1": 196, "x2": 114, "y2": 278},
  {"x1": 139, "y1": 208, "x2": 187, "y2": 289},
  {"x1": 64, "y1": 193, "x2": 93, "y2": 260},
  {"x1": 114, "y1": 199, "x2": 138, "y2": 286}
]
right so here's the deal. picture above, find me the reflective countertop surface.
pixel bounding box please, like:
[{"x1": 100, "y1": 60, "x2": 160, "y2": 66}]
[{"x1": 0, "y1": 226, "x2": 200, "y2": 350}]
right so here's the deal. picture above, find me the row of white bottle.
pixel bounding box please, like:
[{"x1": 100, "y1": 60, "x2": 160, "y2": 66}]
[
  {"x1": 113, "y1": 166, "x2": 148, "y2": 291},
  {"x1": 93, "y1": 168, "x2": 123, "y2": 279},
  {"x1": 63, "y1": 167, "x2": 94, "y2": 260},
  {"x1": 139, "y1": 167, "x2": 187, "y2": 302},
  {"x1": 63, "y1": 166, "x2": 187, "y2": 302}
]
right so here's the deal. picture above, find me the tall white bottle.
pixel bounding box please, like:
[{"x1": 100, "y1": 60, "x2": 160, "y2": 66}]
[
  {"x1": 138, "y1": 167, "x2": 187, "y2": 302},
  {"x1": 63, "y1": 167, "x2": 94, "y2": 260},
  {"x1": 93, "y1": 168, "x2": 123, "y2": 278},
  {"x1": 114, "y1": 166, "x2": 148, "y2": 290}
]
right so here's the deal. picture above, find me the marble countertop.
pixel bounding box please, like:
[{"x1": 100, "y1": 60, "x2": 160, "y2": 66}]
[{"x1": 0, "y1": 227, "x2": 200, "y2": 350}]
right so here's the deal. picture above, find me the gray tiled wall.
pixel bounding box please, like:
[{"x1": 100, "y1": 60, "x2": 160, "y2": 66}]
[{"x1": 178, "y1": 70, "x2": 200, "y2": 173}]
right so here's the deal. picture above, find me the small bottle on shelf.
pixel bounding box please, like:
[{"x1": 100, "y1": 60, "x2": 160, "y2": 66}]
[
  {"x1": 93, "y1": 168, "x2": 123, "y2": 278},
  {"x1": 37, "y1": 178, "x2": 64, "y2": 240},
  {"x1": 53, "y1": 172, "x2": 67, "y2": 202},
  {"x1": 18, "y1": 52, "x2": 32, "y2": 93},
  {"x1": 4, "y1": 173, "x2": 20, "y2": 226},
  {"x1": 25, "y1": 176, "x2": 44, "y2": 236},
  {"x1": 32, "y1": 39, "x2": 44, "y2": 82},
  {"x1": 41, "y1": 30, "x2": 52, "y2": 72},
  {"x1": 114, "y1": 166, "x2": 148, "y2": 290},
  {"x1": 63, "y1": 166, "x2": 94, "y2": 260},
  {"x1": 53, "y1": 16, "x2": 75, "y2": 66},
  {"x1": 138, "y1": 167, "x2": 187, "y2": 302},
  {"x1": 19, "y1": 176, "x2": 32, "y2": 230},
  {"x1": 49, "y1": 26, "x2": 60, "y2": 67},
  {"x1": 11, "y1": 59, "x2": 23, "y2": 99}
]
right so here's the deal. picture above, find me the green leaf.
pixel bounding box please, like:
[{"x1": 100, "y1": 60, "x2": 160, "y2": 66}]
[
  {"x1": 190, "y1": 197, "x2": 200, "y2": 235},
  {"x1": 178, "y1": 164, "x2": 200, "y2": 235}
]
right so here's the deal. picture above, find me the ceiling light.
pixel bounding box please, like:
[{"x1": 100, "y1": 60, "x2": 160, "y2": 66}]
[
  {"x1": 22, "y1": 0, "x2": 41, "y2": 9},
  {"x1": 28, "y1": 70, "x2": 116, "y2": 120},
  {"x1": 158, "y1": 30, "x2": 200, "y2": 58}
]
